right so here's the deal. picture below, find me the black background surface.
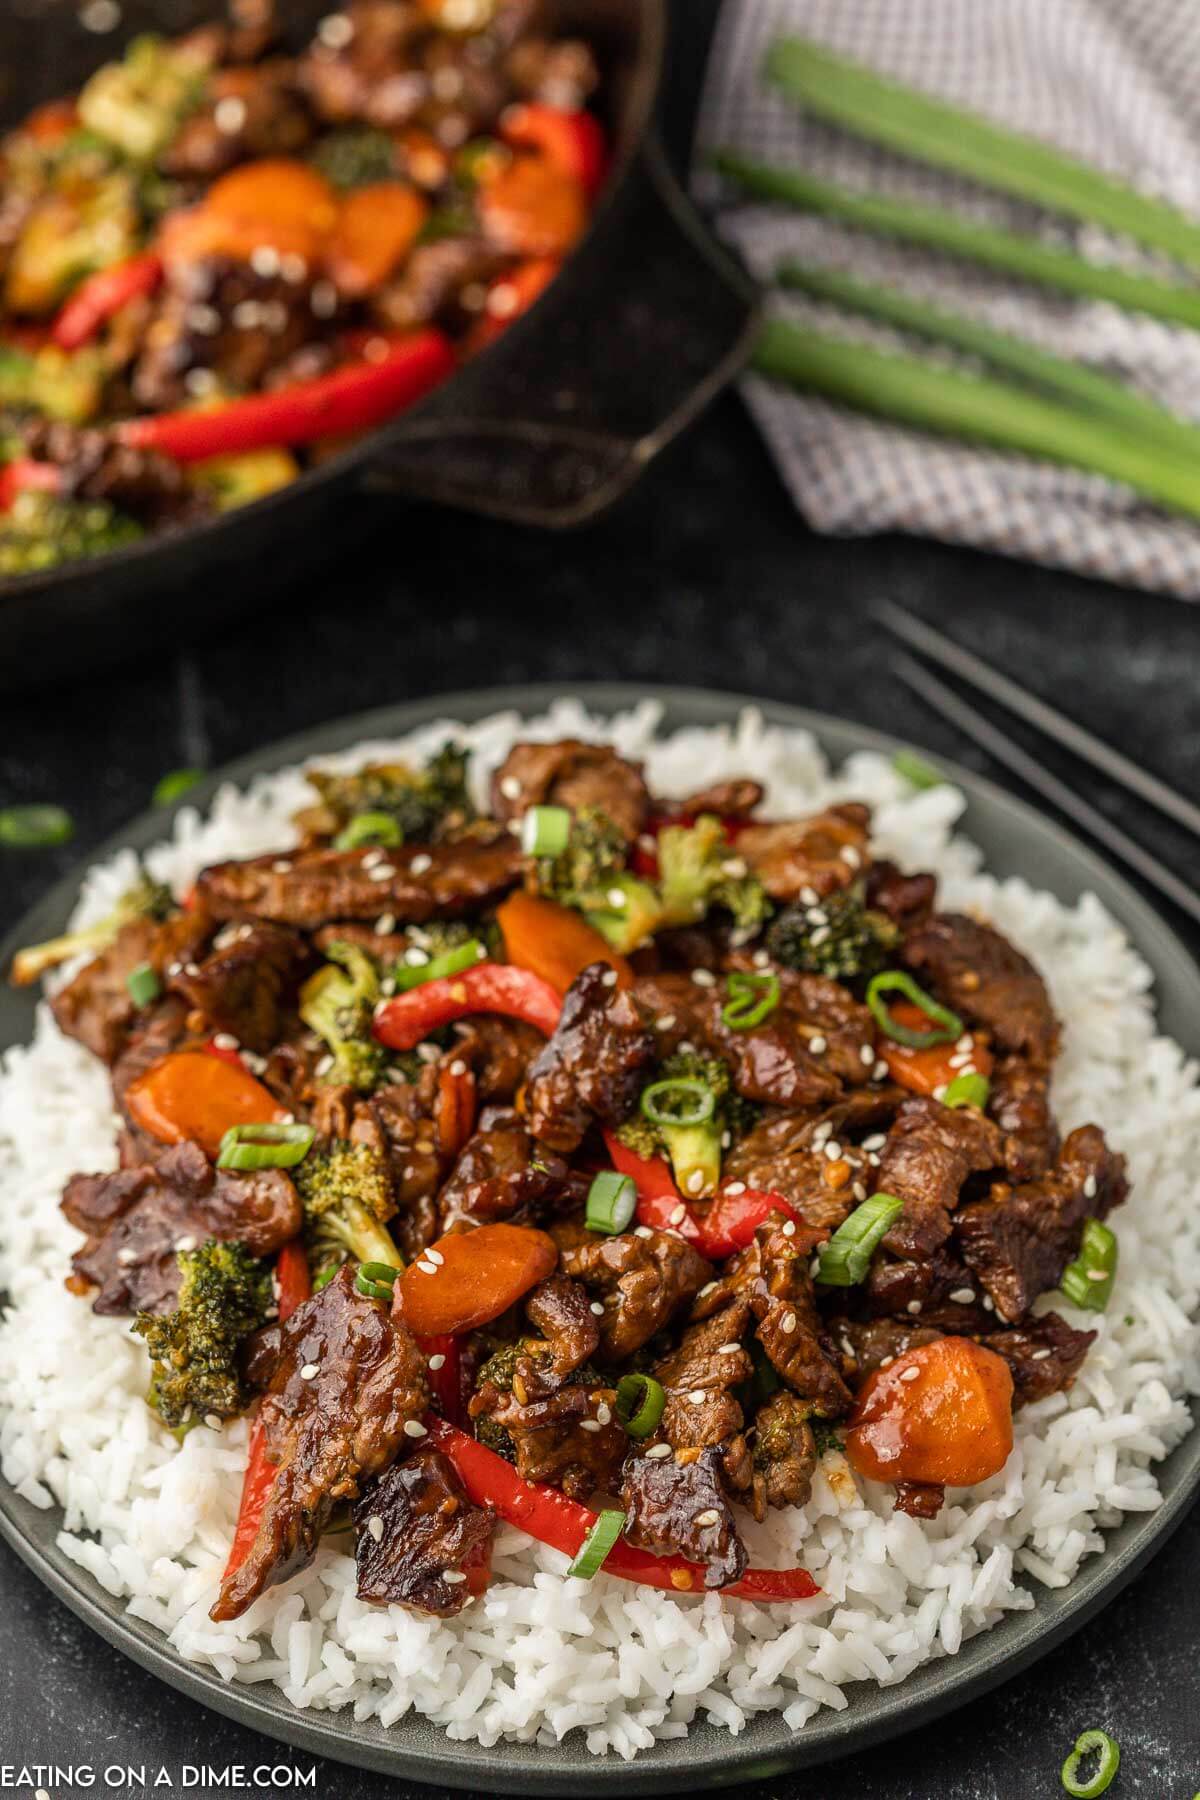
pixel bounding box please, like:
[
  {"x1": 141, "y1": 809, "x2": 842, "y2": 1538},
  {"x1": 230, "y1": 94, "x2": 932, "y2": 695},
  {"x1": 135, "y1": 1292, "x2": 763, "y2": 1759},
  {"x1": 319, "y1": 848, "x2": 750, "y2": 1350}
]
[{"x1": 2, "y1": 4, "x2": 1198, "y2": 1796}]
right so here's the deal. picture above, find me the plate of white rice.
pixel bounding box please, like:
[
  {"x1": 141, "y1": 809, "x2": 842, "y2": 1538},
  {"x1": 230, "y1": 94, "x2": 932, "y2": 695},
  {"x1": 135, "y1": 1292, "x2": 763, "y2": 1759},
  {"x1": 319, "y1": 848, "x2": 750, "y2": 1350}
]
[{"x1": 1, "y1": 684, "x2": 1197, "y2": 1794}]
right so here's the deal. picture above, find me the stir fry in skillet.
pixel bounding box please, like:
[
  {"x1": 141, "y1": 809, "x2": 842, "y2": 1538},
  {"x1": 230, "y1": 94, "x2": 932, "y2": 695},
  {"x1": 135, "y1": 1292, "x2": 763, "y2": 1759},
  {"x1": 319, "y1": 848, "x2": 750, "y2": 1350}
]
[
  {"x1": 0, "y1": 0, "x2": 606, "y2": 573},
  {"x1": 17, "y1": 737, "x2": 1127, "y2": 1615}
]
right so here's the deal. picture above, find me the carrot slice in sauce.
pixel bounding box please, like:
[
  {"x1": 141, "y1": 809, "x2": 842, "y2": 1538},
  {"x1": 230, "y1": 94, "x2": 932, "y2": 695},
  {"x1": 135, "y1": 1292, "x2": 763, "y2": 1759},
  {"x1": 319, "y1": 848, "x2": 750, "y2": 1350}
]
[
  {"x1": 476, "y1": 155, "x2": 588, "y2": 258},
  {"x1": 327, "y1": 182, "x2": 428, "y2": 297},
  {"x1": 496, "y1": 890, "x2": 631, "y2": 994},
  {"x1": 876, "y1": 999, "x2": 994, "y2": 1097},
  {"x1": 396, "y1": 1222, "x2": 557, "y2": 1336},
  {"x1": 124, "y1": 1051, "x2": 288, "y2": 1161},
  {"x1": 845, "y1": 1336, "x2": 1014, "y2": 1490}
]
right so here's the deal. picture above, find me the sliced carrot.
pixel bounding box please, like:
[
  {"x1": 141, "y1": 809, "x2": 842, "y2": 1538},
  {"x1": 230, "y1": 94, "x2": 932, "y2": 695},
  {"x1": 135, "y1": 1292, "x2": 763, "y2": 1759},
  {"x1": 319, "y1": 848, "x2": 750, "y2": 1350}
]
[
  {"x1": 846, "y1": 1336, "x2": 1014, "y2": 1490},
  {"x1": 327, "y1": 182, "x2": 428, "y2": 298},
  {"x1": 396, "y1": 1222, "x2": 557, "y2": 1337},
  {"x1": 161, "y1": 159, "x2": 340, "y2": 269},
  {"x1": 436, "y1": 1060, "x2": 477, "y2": 1160},
  {"x1": 124, "y1": 1051, "x2": 288, "y2": 1161},
  {"x1": 496, "y1": 890, "x2": 631, "y2": 995},
  {"x1": 476, "y1": 155, "x2": 587, "y2": 258},
  {"x1": 877, "y1": 999, "x2": 994, "y2": 1097}
]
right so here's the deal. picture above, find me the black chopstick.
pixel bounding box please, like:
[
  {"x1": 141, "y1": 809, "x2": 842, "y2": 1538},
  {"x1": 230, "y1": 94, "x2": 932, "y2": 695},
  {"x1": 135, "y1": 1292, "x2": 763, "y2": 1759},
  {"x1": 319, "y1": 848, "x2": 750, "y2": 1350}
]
[
  {"x1": 877, "y1": 600, "x2": 1200, "y2": 842},
  {"x1": 892, "y1": 654, "x2": 1200, "y2": 931}
]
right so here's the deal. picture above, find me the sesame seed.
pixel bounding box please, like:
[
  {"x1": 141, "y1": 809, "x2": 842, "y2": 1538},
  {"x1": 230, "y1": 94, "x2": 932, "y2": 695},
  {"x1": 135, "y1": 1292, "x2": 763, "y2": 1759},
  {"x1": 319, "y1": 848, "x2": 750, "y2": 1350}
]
[
  {"x1": 280, "y1": 253, "x2": 308, "y2": 284},
  {"x1": 1083, "y1": 1174, "x2": 1098, "y2": 1199},
  {"x1": 813, "y1": 1121, "x2": 833, "y2": 1145},
  {"x1": 417, "y1": 1042, "x2": 440, "y2": 1063},
  {"x1": 688, "y1": 1389, "x2": 707, "y2": 1404},
  {"x1": 368, "y1": 864, "x2": 397, "y2": 881},
  {"x1": 376, "y1": 913, "x2": 396, "y2": 936},
  {"x1": 808, "y1": 1034, "x2": 827, "y2": 1055},
  {"x1": 381, "y1": 978, "x2": 396, "y2": 996},
  {"x1": 300, "y1": 1363, "x2": 320, "y2": 1380},
  {"x1": 311, "y1": 280, "x2": 339, "y2": 319},
  {"x1": 824, "y1": 1141, "x2": 843, "y2": 1162},
  {"x1": 717, "y1": 1343, "x2": 742, "y2": 1354},
  {"x1": 580, "y1": 1419, "x2": 601, "y2": 1433},
  {"x1": 499, "y1": 775, "x2": 522, "y2": 800},
  {"x1": 1031, "y1": 1348, "x2": 1053, "y2": 1361},
  {"x1": 416, "y1": 1260, "x2": 437, "y2": 1275},
  {"x1": 116, "y1": 1247, "x2": 137, "y2": 1265},
  {"x1": 840, "y1": 846, "x2": 862, "y2": 868},
  {"x1": 948, "y1": 1052, "x2": 972, "y2": 1070},
  {"x1": 205, "y1": 1413, "x2": 223, "y2": 1429},
  {"x1": 367, "y1": 1514, "x2": 384, "y2": 1542},
  {"x1": 956, "y1": 1035, "x2": 974, "y2": 1053},
  {"x1": 899, "y1": 1366, "x2": 920, "y2": 1383},
  {"x1": 725, "y1": 1181, "x2": 747, "y2": 1196},
  {"x1": 933, "y1": 1083, "x2": 948, "y2": 1102},
  {"x1": 410, "y1": 853, "x2": 433, "y2": 876},
  {"x1": 669, "y1": 1204, "x2": 687, "y2": 1225},
  {"x1": 698, "y1": 1280, "x2": 717, "y2": 1298},
  {"x1": 806, "y1": 907, "x2": 828, "y2": 927},
  {"x1": 442, "y1": 1569, "x2": 467, "y2": 1584},
  {"x1": 859, "y1": 1043, "x2": 875, "y2": 1065},
  {"x1": 862, "y1": 1134, "x2": 886, "y2": 1151},
  {"x1": 428, "y1": 1354, "x2": 446, "y2": 1371},
  {"x1": 690, "y1": 967, "x2": 716, "y2": 986},
  {"x1": 656, "y1": 1014, "x2": 676, "y2": 1031},
  {"x1": 212, "y1": 1031, "x2": 240, "y2": 1051},
  {"x1": 809, "y1": 925, "x2": 831, "y2": 947},
  {"x1": 872, "y1": 1060, "x2": 888, "y2": 1082},
  {"x1": 686, "y1": 1171, "x2": 705, "y2": 1195},
  {"x1": 590, "y1": 1301, "x2": 605, "y2": 1316},
  {"x1": 799, "y1": 886, "x2": 819, "y2": 906},
  {"x1": 425, "y1": 1248, "x2": 445, "y2": 1266},
  {"x1": 175, "y1": 1235, "x2": 197, "y2": 1253},
  {"x1": 645, "y1": 1443, "x2": 672, "y2": 1459},
  {"x1": 780, "y1": 1311, "x2": 797, "y2": 1335},
  {"x1": 596, "y1": 1402, "x2": 612, "y2": 1426},
  {"x1": 950, "y1": 1287, "x2": 977, "y2": 1305},
  {"x1": 868, "y1": 1152, "x2": 881, "y2": 1168},
  {"x1": 693, "y1": 1509, "x2": 720, "y2": 1527},
  {"x1": 318, "y1": 10, "x2": 355, "y2": 46},
  {"x1": 602, "y1": 967, "x2": 619, "y2": 987},
  {"x1": 315, "y1": 1053, "x2": 334, "y2": 1077},
  {"x1": 214, "y1": 95, "x2": 247, "y2": 134},
  {"x1": 606, "y1": 887, "x2": 627, "y2": 908},
  {"x1": 782, "y1": 1220, "x2": 796, "y2": 1237},
  {"x1": 404, "y1": 1419, "x2": 427, "y2": 1439},
  {"x1": 634, "y1": 1225, "x2": 654, "y2": 1239},
  {"x1": 852, "y1": 1182, "x2": 866, "y2": 1202},
  {"x1": 448, "y1": 1059, "x2": 467, "y2": 1078},
  {"x1": 362, "y1": 848, "x2": 384, "y2": 868},
  {"x1": 880, "y1": 1355, "x2": 894, "y2": 1368},
  {"x1": 752, "y1": 949, "x2": 770, "y2": 968},
  {"x1": 906, "y1": 1300, "x2": 923, "y2": 1315},
  {"x1": 982, "y1": 1296, "x2": 995, "y2": 1312},
  {"x1": 1087, "y1": 1268, "x2": 1108, "y2": 1282},
  {"x1": 721, "y1": 857, "x2": 747, "y2": 879},
  {"x1": 80, "y1": 0, "x2": 121, "y2": 30},
  {"x1": 404, "y1": 947, "x2": 431, "y2": 967}
]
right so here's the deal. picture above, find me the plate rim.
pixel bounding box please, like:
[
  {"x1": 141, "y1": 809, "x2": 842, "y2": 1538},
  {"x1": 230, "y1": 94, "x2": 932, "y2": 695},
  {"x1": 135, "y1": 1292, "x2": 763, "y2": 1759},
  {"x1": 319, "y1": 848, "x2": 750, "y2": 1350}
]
[{"x1": 1, "y1": 679, "x2": 1197, "y2": 1795}]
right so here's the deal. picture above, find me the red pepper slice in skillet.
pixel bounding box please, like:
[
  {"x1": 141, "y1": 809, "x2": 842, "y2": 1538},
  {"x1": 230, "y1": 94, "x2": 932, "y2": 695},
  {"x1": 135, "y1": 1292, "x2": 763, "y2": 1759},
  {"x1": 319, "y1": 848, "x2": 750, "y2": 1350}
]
[
  {"x1": 52, "y1": 252, "x2": 163, "y2": 351},
  {"x1": 603, "y1": 1132, "x2": 810, "y2": 1260},
  {"x1": 499, "y1": 104, "x2": 608, "y2": 198},
  {"x1": 373, "y1": 961, "x2": 563, "y2": 1051}
]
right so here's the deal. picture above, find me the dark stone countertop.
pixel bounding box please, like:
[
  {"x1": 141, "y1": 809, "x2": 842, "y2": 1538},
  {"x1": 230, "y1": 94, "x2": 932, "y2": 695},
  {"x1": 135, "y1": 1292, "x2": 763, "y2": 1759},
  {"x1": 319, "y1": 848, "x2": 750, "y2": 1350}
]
[{"x1": 1, "y1": 3, "x2": 1198, "y2": 1796}]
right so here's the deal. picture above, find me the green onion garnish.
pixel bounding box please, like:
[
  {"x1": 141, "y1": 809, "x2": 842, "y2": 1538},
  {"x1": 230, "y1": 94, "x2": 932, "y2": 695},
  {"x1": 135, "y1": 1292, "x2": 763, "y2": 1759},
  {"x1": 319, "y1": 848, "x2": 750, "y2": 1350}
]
[
  {"x1": 335, "y1": 810, "x2": 403, "y2": 851},
  {"x1": 216, "y1": 1121, "x2": 316, "y2": 1171},
  {"x1": 1059, "y1": 1218, "x2": 1118, "y2": 1312},
  {"x1": 942, "y1": 1071, "x2": 990, "y2": 1110},
  {"x1": 640, "y1": 1077, "x2": 716, "y2": 1129},
  {"x1": 585, "y1": 1170, "x2": 637, "y2": 1236},
  {"x1": 566, "y1": 1508, "x2": 626, "y2": 1581},
  {"x1": 816, "y1": 1191, "x2": 905, "y2": 1287},
  {"x1": 393, "y1": 937, "x2": 487, "y2": 992},
  {"x1": 721, "y1": 969, "x2": 780, "y2": 1031},
  {"x1": 866, "y1": 970, "x2": 962, "y2": 1047},
  {"x1": 125, "y1": 962, "x2": 161, "y2": 1008},
  {"x1": 0, "y1": 804, "x2": 74, "y2": 849},
  {"x1": 1060, "y1": 1729, "x2": 1120, "y2": 1798},
  {"x1": 355, "y1": 1260, "x2": 402, "y2": 1301},
  {"x1": 153, "y1": 768, "x2": 203, "y2": 807},
  {"x1": 614, "y1": 1371, "x2": 666, "y2": 1439},
  {"x1": 313, "y1": 1261, "x2": 342, "y2": 1292},
  {"x1": 892, "y1": 749, "x2": 943, "y2": 791},
  {"x1": 520, "y1": 804, "x2": 572, "y2": 857}
]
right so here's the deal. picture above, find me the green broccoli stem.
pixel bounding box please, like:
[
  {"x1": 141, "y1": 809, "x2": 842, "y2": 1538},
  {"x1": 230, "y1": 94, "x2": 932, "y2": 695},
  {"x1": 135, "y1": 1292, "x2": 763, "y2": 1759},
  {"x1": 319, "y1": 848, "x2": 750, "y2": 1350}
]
[
  {"x1": 659, "y1": 1120, "x2": 724, "y2": 1200},
  {"x1": 323, "y1": 1196, "x2": 405, "y2": 1271}
]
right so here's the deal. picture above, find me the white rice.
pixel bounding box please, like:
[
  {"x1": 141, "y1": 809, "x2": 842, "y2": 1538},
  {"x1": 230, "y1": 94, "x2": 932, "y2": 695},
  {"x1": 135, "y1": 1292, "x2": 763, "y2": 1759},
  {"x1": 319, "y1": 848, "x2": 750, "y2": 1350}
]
[{"x1": 1, "y1": 698, "x2": 1197, "y2": 1758}]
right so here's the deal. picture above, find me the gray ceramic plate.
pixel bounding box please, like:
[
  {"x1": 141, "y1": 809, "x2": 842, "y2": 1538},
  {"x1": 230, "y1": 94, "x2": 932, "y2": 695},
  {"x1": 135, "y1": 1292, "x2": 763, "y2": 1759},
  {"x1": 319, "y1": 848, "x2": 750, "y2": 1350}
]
[{"x1": 1, "y1": 683, "x2": 1197, "y2": 1796}]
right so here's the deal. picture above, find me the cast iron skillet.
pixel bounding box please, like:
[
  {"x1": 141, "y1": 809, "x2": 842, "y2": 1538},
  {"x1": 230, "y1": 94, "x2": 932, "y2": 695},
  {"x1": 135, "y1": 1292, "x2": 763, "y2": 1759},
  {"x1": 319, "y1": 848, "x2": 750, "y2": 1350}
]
[
  {"x1": 0, "y1": 682, "x2": 1197, "y2": 1794},
  {"x1": 0, "y1": 3, "x2": 759, "y2": 686}
]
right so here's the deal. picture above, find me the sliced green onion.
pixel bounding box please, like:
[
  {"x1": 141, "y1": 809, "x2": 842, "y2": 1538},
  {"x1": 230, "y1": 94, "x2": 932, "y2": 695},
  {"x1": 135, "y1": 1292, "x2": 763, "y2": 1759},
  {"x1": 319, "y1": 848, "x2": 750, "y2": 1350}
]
[
  {"x1": 125, "y1": 961, "x2": 161, "y2": 1008},
  {"x1": 816, "y1": 1191, "x2": 904, "y2": 1287},
  {"x1": 721, "y1": 969, "x2": 780, "y2": 1030},
  {"x1": 615, "y1": 1371, "x2": 667, "y2": 1438},
  {"x1": 153, "y1": 768, "x2": 203, "y2": 807},
  {"x1": 355, "y1": 1260, "x2": 402, "y2": 1301},
  {"x1": 866, "y1": 970, "x2": 962, "y2": 1047},
  {"x1": 521, "y1": 804, "x2": 571, "y2": 857},
  {"x1": 335, "y1": 810, "x2": 403, "y2": 851},
  {"x1": 313, "y1": 1261, "x2": 342, "y2": 1292},
  {"x1": 892, "y1": 749, "x2": 943, "y2": 791},
  {"x1": 393, "y1": 937, "x2": 487, "y2": 992},
  {"x1": 1059, "y1": 1218, "x2": 1118, "y2": 1311},
  {"x1": 566, "y1": 1508, "x2": 626, "y2": 1580},
  {"x1": 586, "y1": 1170, "x2": 637, "y2": 1236},
  {"x1": 1060, "y1": 1729, "x2": 1120, "y2": 1798},
  {"x1": 942, "y1": 1071, "x2": 990, "y2": 1110},
  {"x1": 0, "y1": 804, "x2": 74, "y2": 849},
  {"x1": 640, "y1": 1077, "x2": 716, "y2": 1129},
  {"x1": 216, "y1": 1120, "x2": 316, "y2": 1171}
]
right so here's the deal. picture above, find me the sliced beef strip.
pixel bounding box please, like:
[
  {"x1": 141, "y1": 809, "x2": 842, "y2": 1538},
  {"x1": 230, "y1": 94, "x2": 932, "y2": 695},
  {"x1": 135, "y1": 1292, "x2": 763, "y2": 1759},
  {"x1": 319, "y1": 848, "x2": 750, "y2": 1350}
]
[
  {"x1": 673, "y1": 778, "x2": 765, "y2": 820},
  {"x1": 468, "y1": 1376, "x2": 624, "y2": 1502},
  {"x1": 438, "y1": 1106, "x2": 579, "y2": 1227},
  {"x1": 982, "y1": 1311, "x2": 1096, "y2": 1407},
  {"x1": 620, "y1": 1444, "x2": 747, "y2": 1589},
  {"x1": 110, "y1": 995, "x2": 195, "y2": 1122},
  {"x1": 863, "y1": 859, "x2": 937, "y2": 930},
  {"x1": 211, "y1": 1266, "x2": 429, "y2": 1621},
  {"x1": 721, "y1": 1089, "x2": 906, "y2": 1232},
  {"x1": 859, "y1": 1241, "x2": 991, "y2": 1332},
  {"x1": 195, "y1": 837, "x2": 522, "y2": 927},
  {"x1": 354, "y1": 1446, "x2": 493, "y2": 1615},
  {"x1": 876, "y1": 1097, "x2": 1005, "y2": 1261},
  {"x1": 161, "y1": 60, "x2": 313, "y2": 179},
  {"x1": 701, "y1": 1224, "x2": 849, "y2": 1416},
  {"x1": 752, "y1": 1390, "x2": 818, "y2": 1517},
  {"x1": 526, "y1": 963, "x2": 656, "y2": 1154},
  {"x1": 651, "y1": 1299, "x2": 754, "y2": 1464},
  {"x1": 552, "y1": 1220, "x2": 713, "y2": 1363},
  {"x1": 989, "y1": 1054, "x2": 1060, "y2": 1183},
  {"x1": 50, "y1": 910, "x2": 210, "y2": 1065},
  {"x1": 363, "y1": 1079, "x2": 443, "y2": 1260},
  {"x1": 735, "y1": 803, "x2": 871, "y2": 903},
  {"x1": 955, "y1": 1124, "x2": 1127, "y2": 1324},
  {"x1": 829, "y1": 1317, "x2": 944, "y2": 1390},
  {"x1": 523, "y1": 1274, "x2": 600, "y2": 1387},
  {"x1": 167, "y1": 921, "x2": 310, "y2": 1054},
  {"x1": 903, "y1": 912, "x2": 1060, "y2": 1066},
  {"x1": 63, "y1": 1140, "x2": 301, "y2": 1315},
  {"x1": 894, "y1": 1481, "x2": 945, "y2": 1520},
  {"x1": 451, "y1": 1013, "x2": 544, "y2": 1104},
  {"x1": 489, "y1": 739, "x2": 650, "y2": 841}
]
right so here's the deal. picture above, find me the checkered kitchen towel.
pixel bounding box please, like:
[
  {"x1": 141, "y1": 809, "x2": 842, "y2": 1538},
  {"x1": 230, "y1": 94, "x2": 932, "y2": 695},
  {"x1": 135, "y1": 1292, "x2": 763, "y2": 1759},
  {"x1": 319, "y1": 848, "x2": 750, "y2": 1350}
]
[{"x1": 693, "y1": 0, "x2": 1200, "y2": 599}]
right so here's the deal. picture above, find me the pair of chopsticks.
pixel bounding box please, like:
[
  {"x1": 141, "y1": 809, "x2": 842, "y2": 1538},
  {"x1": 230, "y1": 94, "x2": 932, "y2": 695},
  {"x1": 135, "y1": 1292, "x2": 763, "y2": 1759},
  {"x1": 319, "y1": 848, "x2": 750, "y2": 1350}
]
[{"x1": 879, "y1": 602, "x2": 1200, "y2": 930}]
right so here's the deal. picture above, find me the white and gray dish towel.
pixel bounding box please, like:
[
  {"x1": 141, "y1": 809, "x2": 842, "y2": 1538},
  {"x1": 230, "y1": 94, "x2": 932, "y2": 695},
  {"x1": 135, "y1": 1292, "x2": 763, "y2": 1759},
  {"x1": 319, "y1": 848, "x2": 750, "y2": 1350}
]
[{"x1": 694, "y1": 0, "x2": 1200, "y2": 599}]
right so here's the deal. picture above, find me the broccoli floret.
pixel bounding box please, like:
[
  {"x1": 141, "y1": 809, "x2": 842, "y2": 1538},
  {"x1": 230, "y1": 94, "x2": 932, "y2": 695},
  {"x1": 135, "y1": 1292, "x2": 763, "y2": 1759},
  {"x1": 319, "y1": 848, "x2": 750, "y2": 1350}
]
[
  {"x1": 534, "y1": 805, "x2": 662, "y2": 954},
  {"x1": 0, "y1": 345, "x2": 106, "y2": 424},
  {"x1": 11, "y1": 868, "x2": 172, "y2": 987},
  {"x1": 295, "y1": 1140, "x2": 403, "y2": 1277},
  {"x1": 618, "y1": 1049, "x2": 747, "y2": 1200},
  {"x1": 78, "y1": 33, "x2": 206, "y2": 162},
  {"x1": 657, "y1": 814, "x2": 770, "y2": 937},
  {"x1": 310, "y1": 127, "x2": 398, "y2": 189},
  {"x1": 299, "y1": 940, "x2": 387, "y2": 1093},
  {"x1": 299, "y1": 743, "x2": 475, "y2": 845},
  {"x1": 133, "y1": 1239, "x2": 271, "y2": 1433},
  {"x1": 765, "y1": 883, "x2": 898, "y2": 984},
  {"x1": 0, "y1": 491, "x2": 143, "y2": 580}
]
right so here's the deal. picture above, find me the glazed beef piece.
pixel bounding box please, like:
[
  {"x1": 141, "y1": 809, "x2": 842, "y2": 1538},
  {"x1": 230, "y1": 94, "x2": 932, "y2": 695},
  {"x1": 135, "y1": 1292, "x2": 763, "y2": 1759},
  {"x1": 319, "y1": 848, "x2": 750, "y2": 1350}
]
[
  {"x1": 895, "y1": 1481, "x2": 944, "y2": 1520},
  {"x1": 830, "y1": 1317, "x2": 943, "y2": 1389},
  {"x1": 752, "y1": 1390, "x2": 818, "y2": 1516},
  {"x1": 373, "y1": 236, "x2": 506, "y2": 333},
  {"x1": 860, "y1": 1241, "x2": 990, "y2": 1332},
  {"x1": 469, "y1": 1373, "x2": 624, "y2": 1502},
  {"x1": 989, "y1": 1054, "x2": 1060, "y2": 1183},
  {"x1": 489, "y1": 739, "x2": 650, "y2": 841},
  {"x1": 526, "y1": 963, "x2": 655, "y2": 1153},
  {"x1": 354, "y1": 1446, "x2": 493, "y2": 1615},
  {"x1": 621, "y1": 1444, "x2": 746, "y2": 1589},
  {"x1": 161, "y1": 61, "x2": 312, "y2": 179},
  {"x1": 956, "y1": 1124, "x2": 1127, "y2": 1324},
  {"x1": 863, "y1": 859, "x2": 937, "y2": 930},
  {"x1": 167, "y1": 921, "x2": 309, "y2": 1054},
  {"x1": 452, "y1": 1013, "x2": 544, "y2": 1104},
  {"x1": 505, "y1": 30, "x2": 599, "y2": 107},
  {"x1": 194, "y1": 837, "x2": 522, "y2": 927},
  {"x1": 735, "y1": 803, "x2": 871, "y2": 903},
  {"x1": 522, "y1": 1274, "x2": 600, "y2": 1388},
  {"x1": 673, "y1": 777, "x2": 765, "y2": 820},
  {"x1": 876, "y1": 1097, "x2": 1005, "y2": 1260},
  {"x1": 651, "y1": 1299, "x2": 754, "y2": 1462},
  {"x1": 700, "y1": 1223, "x2": 849, "y2": 1416},
  {"x1": 438, "y1": 1106, "x2": 577, "y2": 1227},
  {"x1": 553, "y1": 1221, "x2": 713, "y2": 1362},
  {"x1": 62, "y1": 1140, "x2": 301, "y2": 1315},
  {"x1": 211, "y1": 1265, "x2": 428, "y2": 1621},
  {"x1": 298, "y1": 0, "x2": 428, "y2": 129},
  {"x1": 903, "y1": 913, "x2": 1060, "y2": 1066},
  {"x1": 721, "y1": 1090, "x2": 904, "y2": 1232},
  {"x1": 983, "y1": 1311, "x2": 1096, "y2": 1406},
  {"x1": 363, "y1": 1080, "x2": 444, "y2": 1258},
  {"x1": 50, "y1": 910, "x2": 209, "y2": 1065},
  {"x1": 20, "y1": 419, "x2": 209, "y2": 527}
]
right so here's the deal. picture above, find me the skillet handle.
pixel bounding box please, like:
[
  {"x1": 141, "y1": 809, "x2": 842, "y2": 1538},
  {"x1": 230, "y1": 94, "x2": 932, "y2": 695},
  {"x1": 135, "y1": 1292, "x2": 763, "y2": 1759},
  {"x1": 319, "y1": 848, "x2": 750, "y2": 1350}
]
[{"x1": 363, "y1": 134, "x2": 761, "y2": 528}]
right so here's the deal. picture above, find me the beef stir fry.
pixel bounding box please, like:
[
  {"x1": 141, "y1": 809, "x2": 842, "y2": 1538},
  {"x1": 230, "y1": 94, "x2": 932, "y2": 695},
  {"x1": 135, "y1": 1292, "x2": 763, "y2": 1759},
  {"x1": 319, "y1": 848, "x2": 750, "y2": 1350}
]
[
  {"x1": 0, "y1": 0, "x2": 606, "y2": 574},
  {"x1": 19, "y1": 736, "x2": 1127, "y2": 1617}
]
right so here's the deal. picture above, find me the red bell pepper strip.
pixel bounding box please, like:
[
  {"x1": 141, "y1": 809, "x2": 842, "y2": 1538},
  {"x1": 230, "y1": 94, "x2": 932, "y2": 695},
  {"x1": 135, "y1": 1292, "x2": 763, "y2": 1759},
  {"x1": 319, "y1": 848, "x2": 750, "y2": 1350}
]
[
  {"x1": 417, "y1": 1332, "x2": 464, "y2": 1425},
  {"x1": 219, "y1": 1239, "x2": 311, "y2": 1590},
  {"x1": 428, "y1": 1418, "x2": 818, "y2": 1601},
  {"x1": 373, "y1": 960, "x2": 562, "y2": 1052},
  {"x1": 500, "y1": 103, "x2": 608, "y2": 198},
  {"x1": 603, "y1": 1131, "x2": 810, "y2": 1261},
  {"x1": 52, "y1": 252, "x2": 163, "y2": 351},
  {"x1": 117, "y1": 328, "x2": 456, "y2": 463},
  {"x1": 0, "y1": 459, "x2": 61, "y2": 512}
]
